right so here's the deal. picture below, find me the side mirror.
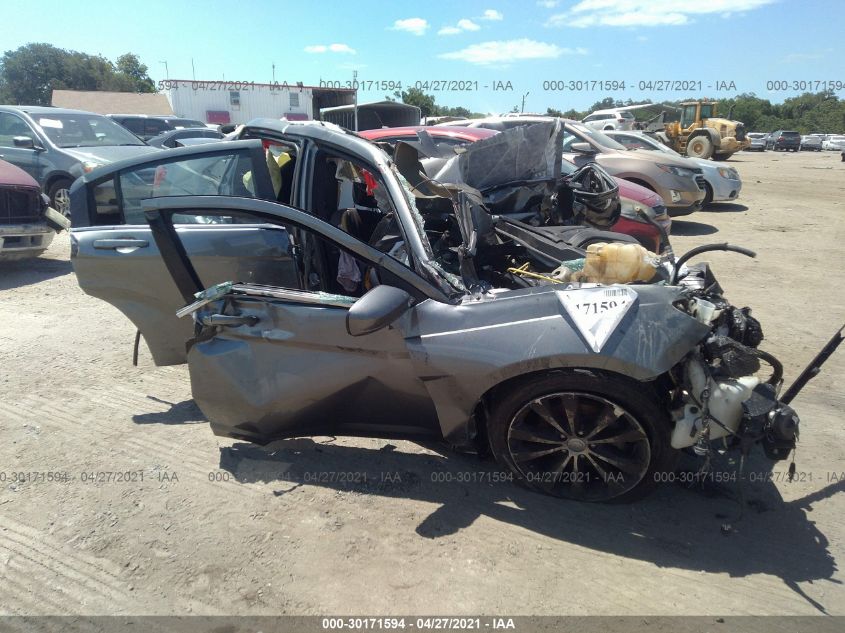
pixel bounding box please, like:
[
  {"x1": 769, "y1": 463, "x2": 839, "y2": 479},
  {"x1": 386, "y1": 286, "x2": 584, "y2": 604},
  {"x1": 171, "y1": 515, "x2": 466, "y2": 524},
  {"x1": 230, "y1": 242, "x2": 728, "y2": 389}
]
[
  {"x1": 13, "y1": 135, "x2": 36, "y2": 149},
  {"x1": 571, "y1": 142, "x2": 598, "y2": 155},
  {"x1": 346, "y1": 285, "x2": 412, "y2": 337}
]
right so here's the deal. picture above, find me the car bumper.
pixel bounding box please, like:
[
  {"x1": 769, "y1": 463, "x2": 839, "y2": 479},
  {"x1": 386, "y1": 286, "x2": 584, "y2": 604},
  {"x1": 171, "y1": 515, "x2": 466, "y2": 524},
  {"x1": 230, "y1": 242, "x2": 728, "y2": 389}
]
[
  {"x1": 0, "y1": 224, "x2": 56, "y2": 260},
  {"x1": 711, "y1": 177, "x2": 742, "y2": 202},
  {"x1": 653, "y1": 177, "x2": 705, "y2": 213}
]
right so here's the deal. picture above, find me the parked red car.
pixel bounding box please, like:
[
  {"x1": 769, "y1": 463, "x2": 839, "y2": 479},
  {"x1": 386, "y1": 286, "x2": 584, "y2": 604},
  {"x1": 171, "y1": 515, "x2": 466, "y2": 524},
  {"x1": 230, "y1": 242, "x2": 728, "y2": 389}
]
[
  {"x1": 0, "y1": 159, "x2": 68, "y2": 260},
  {"x1": 360, "y1": 126, "x2": 671, "y2": 252}
]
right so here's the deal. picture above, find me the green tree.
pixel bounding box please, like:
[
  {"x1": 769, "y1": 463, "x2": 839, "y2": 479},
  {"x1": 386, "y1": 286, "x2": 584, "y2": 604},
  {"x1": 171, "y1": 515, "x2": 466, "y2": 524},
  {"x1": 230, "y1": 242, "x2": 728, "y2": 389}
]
[
  {"x1": 392, "y1": 87, "x2": 438, "y2": 118},
  {"x1": 114, "y1": 53, "x2": 155, "y2": 92},
  {"x1": 0, "y1": 43, "x2": 155, "y2": 105},
  {"x1": 0, "y1": 43, "x2": 66, "y2": 104}
]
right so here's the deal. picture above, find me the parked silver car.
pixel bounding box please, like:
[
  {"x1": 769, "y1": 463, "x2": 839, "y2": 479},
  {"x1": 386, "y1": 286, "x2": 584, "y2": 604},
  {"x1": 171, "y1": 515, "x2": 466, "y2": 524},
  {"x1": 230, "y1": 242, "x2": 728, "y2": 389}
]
[
  {"x1": 582, "y1": 108, "x2": 636, "y2": 132},
  {"x1": 68, "y1": 119, "x2": 815, "y2": 503},
  {"x1": 745, "y1": 133, "x2": 767, "y2": 152},
  {"x1": 605, "y1": 131, "x2": 742, "y2": 206},
  {"x1": 822, "y1": 135, "x2": 845, "y2": 151},
  {"x1": 0, "y1": 106, "x2": 159, "y2": 218},
  {"x1": 800, "y1": 135, "x2": 823, "y2": 151}
]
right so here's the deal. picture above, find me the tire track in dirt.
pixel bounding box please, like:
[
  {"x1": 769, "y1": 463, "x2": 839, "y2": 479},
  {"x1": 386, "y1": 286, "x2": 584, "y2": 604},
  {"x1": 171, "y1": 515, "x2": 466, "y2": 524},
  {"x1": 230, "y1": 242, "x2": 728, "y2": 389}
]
[{"x1": 0, "y1": 517, "x2": 131, "y2": 614}]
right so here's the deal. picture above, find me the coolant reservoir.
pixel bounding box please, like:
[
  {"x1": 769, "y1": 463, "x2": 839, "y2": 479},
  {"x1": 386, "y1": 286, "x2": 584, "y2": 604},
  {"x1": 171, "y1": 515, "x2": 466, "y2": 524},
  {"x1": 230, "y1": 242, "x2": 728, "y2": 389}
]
[
  {"x1": 670, "y1": 358, "x2": 760, "y2": 449},
  {"x1": 555, "y1": 242, "x2": 658, "y2": 285}
]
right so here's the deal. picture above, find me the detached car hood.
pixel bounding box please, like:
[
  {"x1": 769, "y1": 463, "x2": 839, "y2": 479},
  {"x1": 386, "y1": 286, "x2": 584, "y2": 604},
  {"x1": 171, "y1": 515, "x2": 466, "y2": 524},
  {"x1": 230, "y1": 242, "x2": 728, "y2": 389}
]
[{"x1": 62, "y1": 144, "x2": 160, "y2": 164}]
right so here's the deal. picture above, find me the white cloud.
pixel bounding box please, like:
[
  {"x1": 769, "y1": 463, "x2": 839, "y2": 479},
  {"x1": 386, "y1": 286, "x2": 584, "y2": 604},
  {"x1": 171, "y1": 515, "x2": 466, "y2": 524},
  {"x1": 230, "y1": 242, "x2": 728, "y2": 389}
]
[
  {"x1": 438, "y1": 18, "x2": 481, "y2": 35},
  {"x1": 782, "y1": 50, "x2": 831, "y2": 63},
  {"x1": 391, "y1": 17, "x2": 429, "y2": 35},
  {"x1": 440, "y1": 38, "x2": 585, "y2": 65},
  {"x1": 546, "y1": 0, "x2": 774, "y2": 28},
  {"x1": 482, "y1": 9, "x2": 504, "y2": 20},
  {"x1": 537, "y1": 1, "x2": 560, "y2": 7},
  {"x1": 304, "y1": 43, "x2": 356, "y2": 54}
]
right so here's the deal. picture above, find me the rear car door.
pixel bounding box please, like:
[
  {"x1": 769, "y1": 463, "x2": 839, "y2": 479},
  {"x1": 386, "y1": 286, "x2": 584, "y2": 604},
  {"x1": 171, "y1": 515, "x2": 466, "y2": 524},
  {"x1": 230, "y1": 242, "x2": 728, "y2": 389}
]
[
  {"x1": 71, "y1": 139, "x2": 294, "y2": 366},
  {"x1": 143, "y1": 195, "x2": 441, "y2": 443}
]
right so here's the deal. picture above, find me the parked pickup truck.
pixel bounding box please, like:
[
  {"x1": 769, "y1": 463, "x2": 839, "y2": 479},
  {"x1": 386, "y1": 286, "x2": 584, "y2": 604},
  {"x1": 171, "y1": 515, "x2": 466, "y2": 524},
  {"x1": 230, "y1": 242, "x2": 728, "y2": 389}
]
[{"x1": 0, "y1": 159, "x2": 68, "y2": 260}]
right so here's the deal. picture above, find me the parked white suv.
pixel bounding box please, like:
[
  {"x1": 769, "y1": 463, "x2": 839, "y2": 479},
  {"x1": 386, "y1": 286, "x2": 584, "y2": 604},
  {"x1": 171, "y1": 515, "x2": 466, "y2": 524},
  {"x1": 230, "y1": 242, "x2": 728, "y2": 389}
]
[{"x1": 582, "y1": 109, "x2": 636, "y2": 131}]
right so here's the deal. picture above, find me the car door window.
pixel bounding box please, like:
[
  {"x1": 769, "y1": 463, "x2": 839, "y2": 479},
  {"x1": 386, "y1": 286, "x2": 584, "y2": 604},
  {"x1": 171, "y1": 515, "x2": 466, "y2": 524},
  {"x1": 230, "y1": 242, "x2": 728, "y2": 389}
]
[
  {"x1": 153, "y1": 206, "x2": 424, "y2": 300},
  {"x1": 0, "y1": 112, "x2": 36, "y2": 147},
  {"x1": 85, "y1": 142, "x2": 273, "y2": 226},
  {"x1": 562, "y1": 130, "x2": 578, "y2": 152}
]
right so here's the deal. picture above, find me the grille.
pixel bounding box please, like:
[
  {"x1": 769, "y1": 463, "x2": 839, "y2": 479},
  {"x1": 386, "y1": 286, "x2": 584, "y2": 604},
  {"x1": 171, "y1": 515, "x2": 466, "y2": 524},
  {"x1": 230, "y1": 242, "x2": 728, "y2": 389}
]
[
  {"x1": 0, "y1": 187, "x2": 42, "y2": 225},
  {"x1": 695, "y1": 176, "x2": 706, "y2": 190}
]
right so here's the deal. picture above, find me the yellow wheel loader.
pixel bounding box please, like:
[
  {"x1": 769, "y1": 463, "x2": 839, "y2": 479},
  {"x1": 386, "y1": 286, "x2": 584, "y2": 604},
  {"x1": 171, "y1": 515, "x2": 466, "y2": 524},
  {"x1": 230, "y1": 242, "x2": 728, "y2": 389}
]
[{"x1": 644, "y1": 101, "x2": 750, "y2": 160}]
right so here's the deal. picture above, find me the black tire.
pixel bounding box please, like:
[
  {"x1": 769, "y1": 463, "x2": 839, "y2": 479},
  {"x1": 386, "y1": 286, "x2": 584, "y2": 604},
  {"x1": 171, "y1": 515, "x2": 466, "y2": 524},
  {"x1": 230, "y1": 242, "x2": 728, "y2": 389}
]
[
  {"x1": 686, "y1": 135, "x2": 713, "y2": 159},
  {"x1": 47, "y1": 178, "x2": 73, "y2": 219},
  {"x1": 486, "y1": 370, "x2": 678, "y2": 503},
  {"x1": 702, "y1": 182, "x2": 713, "y2": 207}
]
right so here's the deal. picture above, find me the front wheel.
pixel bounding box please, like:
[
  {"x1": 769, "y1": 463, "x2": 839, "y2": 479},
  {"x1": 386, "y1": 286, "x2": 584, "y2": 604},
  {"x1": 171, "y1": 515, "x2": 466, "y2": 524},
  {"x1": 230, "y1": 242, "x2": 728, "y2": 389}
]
[
  {"x1": 686, "y1": 135, "x2": 713, "y2": 159},
  {"x1": 487, "y1": 370, "x2": 677, "y2": 502},
  {"x1": 48, "y1": 178, "x2": 73, "y2": 219},
  {"x1": 702, "y1": 182, "x2": 714, "y2": 207}
]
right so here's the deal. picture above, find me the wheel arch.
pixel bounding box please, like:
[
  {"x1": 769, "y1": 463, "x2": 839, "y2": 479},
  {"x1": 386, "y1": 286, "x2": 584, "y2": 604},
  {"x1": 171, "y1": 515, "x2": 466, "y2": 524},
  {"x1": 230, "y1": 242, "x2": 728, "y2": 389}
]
[
  {"x1": 689, "y1": 128, "x2": 721, "y2": 147},
  {"x1": 44, "y1": 171, "x2": 75, "y2": 194},
  {"x1": 620, "y1": 176, "x2": 656, "y2": 193},
  {"x1": 470, "y1": 366, "x2": 672, "y2": 454}
]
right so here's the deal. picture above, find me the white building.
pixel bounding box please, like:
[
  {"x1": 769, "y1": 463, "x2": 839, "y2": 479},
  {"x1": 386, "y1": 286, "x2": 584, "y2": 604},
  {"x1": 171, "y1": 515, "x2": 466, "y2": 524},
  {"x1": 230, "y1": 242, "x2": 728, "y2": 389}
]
[{"x1": 161, "y1": 80, "x2": 356, "y2": 126}]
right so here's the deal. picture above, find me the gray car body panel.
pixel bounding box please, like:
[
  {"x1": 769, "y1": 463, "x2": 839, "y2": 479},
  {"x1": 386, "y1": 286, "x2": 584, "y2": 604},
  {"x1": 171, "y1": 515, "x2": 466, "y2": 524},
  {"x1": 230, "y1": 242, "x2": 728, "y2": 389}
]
[
  {"x1": 402, "y1": 284, "x2": 708, "y2": 444},
  {"x1": 143, "y1": 195, "x2": 709, "y2": 447}
]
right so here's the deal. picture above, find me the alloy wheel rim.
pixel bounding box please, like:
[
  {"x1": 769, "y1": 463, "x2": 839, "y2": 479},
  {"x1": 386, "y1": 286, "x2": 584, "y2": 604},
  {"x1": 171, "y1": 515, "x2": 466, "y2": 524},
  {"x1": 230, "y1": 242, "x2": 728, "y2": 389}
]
[
  {"x1": 54, "y1": 188, "x2": 71, "y2": 217},
  {"x1": 506, "y1": 391, "x2": 651, "y2": 501}
]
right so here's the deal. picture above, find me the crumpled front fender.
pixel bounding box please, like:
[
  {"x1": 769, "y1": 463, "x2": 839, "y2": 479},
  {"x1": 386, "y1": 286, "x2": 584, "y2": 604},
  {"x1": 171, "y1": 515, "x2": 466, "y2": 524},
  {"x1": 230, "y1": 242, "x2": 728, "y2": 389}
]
[{"x1": 402, "y1": 284, "x2": 709, "y2": 445}]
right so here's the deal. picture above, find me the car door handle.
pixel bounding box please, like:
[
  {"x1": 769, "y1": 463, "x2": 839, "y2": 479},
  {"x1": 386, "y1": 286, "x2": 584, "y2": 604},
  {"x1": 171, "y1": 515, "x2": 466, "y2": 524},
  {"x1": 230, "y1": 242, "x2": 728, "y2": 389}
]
[
  {"x1": 200, "y1": 314, "x2": 260, "y2": 327},
  {"x1": 92, "y1": 238, "x2": 150, "y2": 250}
]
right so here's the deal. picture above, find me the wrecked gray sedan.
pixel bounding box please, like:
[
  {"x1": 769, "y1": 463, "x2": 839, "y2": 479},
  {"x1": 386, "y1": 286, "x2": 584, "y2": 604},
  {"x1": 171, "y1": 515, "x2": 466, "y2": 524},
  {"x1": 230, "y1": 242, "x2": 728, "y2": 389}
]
[{"x1": 70, "y1": 120, "x2": 838, "y2": 502}]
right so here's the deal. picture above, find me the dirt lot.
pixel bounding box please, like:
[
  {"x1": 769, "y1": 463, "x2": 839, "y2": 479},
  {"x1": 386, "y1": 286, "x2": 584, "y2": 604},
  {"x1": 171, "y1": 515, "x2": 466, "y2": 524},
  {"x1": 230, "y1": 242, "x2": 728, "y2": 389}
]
[{"x1": 1, "y1": 149, "x2": 844, "y2": 618}]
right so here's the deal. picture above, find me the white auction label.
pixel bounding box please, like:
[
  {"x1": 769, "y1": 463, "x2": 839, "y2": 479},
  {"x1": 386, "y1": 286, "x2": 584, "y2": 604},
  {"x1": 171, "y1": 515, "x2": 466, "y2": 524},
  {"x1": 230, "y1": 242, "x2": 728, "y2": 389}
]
[{"x1": 557, "y1": 286, "x2": 638, "y2": 352}]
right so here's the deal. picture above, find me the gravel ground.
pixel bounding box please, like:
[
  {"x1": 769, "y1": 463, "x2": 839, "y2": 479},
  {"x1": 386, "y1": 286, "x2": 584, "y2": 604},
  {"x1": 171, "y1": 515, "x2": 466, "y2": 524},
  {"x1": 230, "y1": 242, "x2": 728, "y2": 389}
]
[{"x1": 1, "y1": 149, "x2": 844, "y2": 618}]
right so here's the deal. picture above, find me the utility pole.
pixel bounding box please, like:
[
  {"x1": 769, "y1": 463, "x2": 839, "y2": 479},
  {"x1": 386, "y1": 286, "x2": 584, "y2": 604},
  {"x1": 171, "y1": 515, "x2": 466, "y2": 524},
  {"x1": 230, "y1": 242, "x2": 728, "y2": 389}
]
[
  {"x1": 159, "y1": 60, "x2": 169, "y2": 80},
  {"x1": 272, "y1": 63, "x2": 276, "y2": 84},
  {"x1": 353, "y1": 70, "x2": 359, "y2": 132},
  {"x1": 521, "y1": 91, "x2": 530, "y2": 113},
  {"x1": 191, "y1": 58, "x2": 196, "y2": 81}
]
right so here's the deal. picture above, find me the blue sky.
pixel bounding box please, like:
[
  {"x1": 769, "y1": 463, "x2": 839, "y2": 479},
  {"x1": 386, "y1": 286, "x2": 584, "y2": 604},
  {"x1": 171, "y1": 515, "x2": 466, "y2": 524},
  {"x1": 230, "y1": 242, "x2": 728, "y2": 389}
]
[{"x1": 3, "y1": 0, "x2": 844, "y2": 113}]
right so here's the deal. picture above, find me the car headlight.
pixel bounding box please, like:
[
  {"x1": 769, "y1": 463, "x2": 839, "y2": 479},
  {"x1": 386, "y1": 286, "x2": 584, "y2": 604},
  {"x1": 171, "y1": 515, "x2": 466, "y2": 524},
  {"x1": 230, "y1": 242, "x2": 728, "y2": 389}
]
[
  {"x1": 82, "y1": 161, "x2": 104, "y2": 173},
  {"x1": 656, "y1": 163, "x2": 695, "y2": 178},
  {"x1": 717, "y1": 167, "x2": 739, "y2": 180}
]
